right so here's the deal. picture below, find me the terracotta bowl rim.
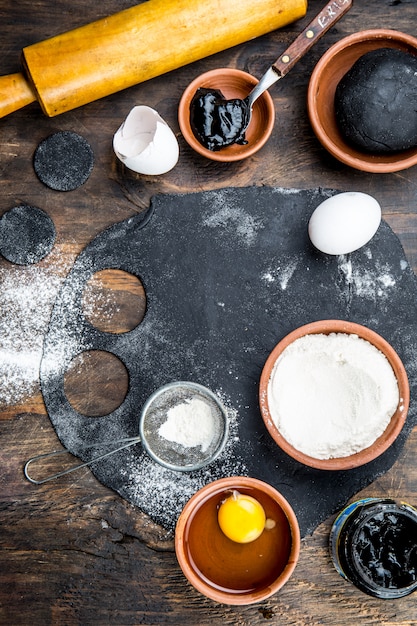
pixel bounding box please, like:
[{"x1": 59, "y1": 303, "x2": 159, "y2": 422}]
[
  {"x1": 178, "y1": 68, "x2": 275, "y2": 162},
  {"x1": 259, "y1": 320, "x2": 410, "y2": 471},
  {"x1": 175, "y1": 475, "x2": 300, "y2": 605},
  {"x1": 307, "y1": 28, "x2": 417, "y2": 173}
]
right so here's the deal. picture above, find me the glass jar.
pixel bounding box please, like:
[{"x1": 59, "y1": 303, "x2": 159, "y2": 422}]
[{"x1": 330, "y1": 497, "x2": 417, "y2": 599}]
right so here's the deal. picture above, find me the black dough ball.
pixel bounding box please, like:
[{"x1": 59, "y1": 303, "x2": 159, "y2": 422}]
[
  {"x1": 0, "y1": 204, "x2": 56, "y2": 265},
  {"x1": 33, "y1": 130, "x2": 94, "y2": 191},
  {"x1": 335, "y1": 48, "x2": 417, "y2": 153}
]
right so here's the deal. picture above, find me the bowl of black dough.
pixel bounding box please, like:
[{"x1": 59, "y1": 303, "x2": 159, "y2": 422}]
[
  {"x1": 307, "y1": 29, "x2": 417, "y2": 173},
  {"x1": 335, "y1": 48, "x2": 417, "y2": 153}
]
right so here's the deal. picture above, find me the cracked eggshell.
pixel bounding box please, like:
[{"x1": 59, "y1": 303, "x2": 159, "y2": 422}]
[
  {"x1": 113, "y1": 106, "x2": 179, "y2": 175},
  {"x1": 308, "y1": 191, "x2": 382, "y2": 255}
]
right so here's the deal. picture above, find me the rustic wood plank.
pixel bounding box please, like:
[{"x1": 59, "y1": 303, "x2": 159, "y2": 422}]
[{"x1": 2, "y1": 0, "x2": 417, "y2": 624}]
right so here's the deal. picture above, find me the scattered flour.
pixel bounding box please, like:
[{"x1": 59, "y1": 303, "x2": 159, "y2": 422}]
[
  {"x1": 0, "y1": 263, "x2": 67, "y2": 407},
  {"x1": 158, "y1": 397, "x2": 217, "y2": 451},
  {"x1": 262, "y1": 258, "x2": 299, "y2": 290},
  {"x1": 338, "y1": 256, "x2": 397, "y2": 299},
  {"x1": 202, "y1": 191, "x2": 263, "y2": 246},
  {"x1": 267, "y1": 333, "x2": 400, "y2": 459},
  {"x1": 0, "y1": 259, "x2": 120, "y2": 408}
]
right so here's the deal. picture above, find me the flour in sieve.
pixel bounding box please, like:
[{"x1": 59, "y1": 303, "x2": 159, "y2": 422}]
[
  {"x1": 121, "y1": 392, "x2": 247, "y2": 531},
  {"x1": 158, "y1": 396, "x2": 217, "y2": 451},
  {"x1": 267, "y1": 333, "x2": 401, "y2": 459}
]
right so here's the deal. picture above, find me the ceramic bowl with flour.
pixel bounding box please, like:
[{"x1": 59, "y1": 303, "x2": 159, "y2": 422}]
[{"x1": 259, "y1": 320, "x2": 409, "y2": 470}]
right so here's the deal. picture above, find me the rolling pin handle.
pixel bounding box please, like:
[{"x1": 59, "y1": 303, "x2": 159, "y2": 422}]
[{"x1": 0, "y1": 72, "x2": 37, "y2": 118}]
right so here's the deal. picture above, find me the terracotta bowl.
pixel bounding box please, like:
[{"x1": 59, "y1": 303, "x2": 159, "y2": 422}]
[
  {"x1": 307, "y1": 29, "x2": 417, "y2": 173},
  {"x1": 175, "y1": 476, "x2": 300, "y2": 605},
  {"x1": 259, "y1": 320, "x2": 409, "y2": 471},
  {"x1": 178, "y1": 68, "x2": 275, "y2": 162}
]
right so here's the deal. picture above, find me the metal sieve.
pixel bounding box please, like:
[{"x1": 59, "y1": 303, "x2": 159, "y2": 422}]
[
  {"x1": 24, "y1": 381, "x2": 229, "y2": 483},
  {"x1": 140, "y1": 381, "x2": 229, "y2": 472}
]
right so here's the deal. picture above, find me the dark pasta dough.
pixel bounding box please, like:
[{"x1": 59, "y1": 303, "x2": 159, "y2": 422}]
[
  {"x1": 33, "y1": 131, "x2": 94, "y2": 191},
  {"x1": 335, "y1": 48, "x2": 417, "y2": 153}
]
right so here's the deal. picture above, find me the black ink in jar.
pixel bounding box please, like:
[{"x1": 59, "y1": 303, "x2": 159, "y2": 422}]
[
  {"x1": 189, "y1": 88, "x2": 250, "y2": 151},
  {"x1": 330, "y1": 498, "x2": 417, "y2": 599}
]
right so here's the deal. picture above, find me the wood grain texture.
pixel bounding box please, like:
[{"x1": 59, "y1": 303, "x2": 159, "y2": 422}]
[{"x1": 1, "y1": 0, "x2": 417, "y2": 624}]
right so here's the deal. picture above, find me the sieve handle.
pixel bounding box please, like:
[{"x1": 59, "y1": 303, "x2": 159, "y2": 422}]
[{"x1": 23, "y1": 437, "x2": 141, "y2": 484}]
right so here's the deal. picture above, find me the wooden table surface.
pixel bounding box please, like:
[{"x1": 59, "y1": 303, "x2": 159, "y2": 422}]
[{"x1": 2, "y1": 0, "x2": 417, "y2": 624}]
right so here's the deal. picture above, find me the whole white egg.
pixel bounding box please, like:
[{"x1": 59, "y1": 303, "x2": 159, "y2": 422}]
[
  {"x1": 113, "y1": 105, "x2": 179, "y2": 175},
  {"x1": 308, "y1": 191, "x2": 382, "y2": 255}
]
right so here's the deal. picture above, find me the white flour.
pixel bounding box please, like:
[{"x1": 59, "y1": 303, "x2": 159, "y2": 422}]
[
  {"x1": 158, "y1": 397, "x2": 217, "y2": 451},
  {"x1": 267, "y1": 333, "x2": 401, "y2": 459},
  {"x1": 201, "y1": 190, "x2": 263, "y2": 246},
  {"x1": 338, "y1": 256, "x2": 397, "y2": 299},
  {"x1": 0, "y1": 258, "x2": 119, "y2": 408},
  {"x1": 262, "y1": 258, "x2": 299, "y2": 291},
  {"x1": 0, "y1": 263, "x2": 66, "y2": 407}
]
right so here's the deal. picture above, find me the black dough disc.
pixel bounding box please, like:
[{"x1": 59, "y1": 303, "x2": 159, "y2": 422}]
[
  {"x1": 0, "y1": 204, "x2": 56, "y2": 265},
  {"x1": 335, "y1": 48, "x2": 417, "y2": 153},
  {"x1": 40, "y1": 186, "x2": 417, "y2": 536},
  {"x1": 33, "y1": 130, "x2": 94, "y2": 191}
]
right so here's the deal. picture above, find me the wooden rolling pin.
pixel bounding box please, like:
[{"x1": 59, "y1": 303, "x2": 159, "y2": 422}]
[{"x1": 0, "y1": 0, "x2": 307, "y2": 118}]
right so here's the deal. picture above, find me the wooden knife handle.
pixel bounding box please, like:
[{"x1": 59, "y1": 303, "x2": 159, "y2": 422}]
[
  {"x1": 272, "y1": 0, "x2": 353, "y2": 77},
  {"x1": 0, "y1": 72, "x2": 36, "y2": 118}
]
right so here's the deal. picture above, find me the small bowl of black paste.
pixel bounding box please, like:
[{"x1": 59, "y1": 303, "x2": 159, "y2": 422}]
[
  {"x1": 178, "y1": 68, "x2": 275, "y2": 162},
  {"x1": 307, "y1": 29, "x2": 417, "y2": 173},
  {"x1": 330, "y1": 498, "x2": 417, "y2": 599}
]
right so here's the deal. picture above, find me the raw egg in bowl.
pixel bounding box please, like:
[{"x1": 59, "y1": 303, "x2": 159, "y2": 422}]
[
  {"x1": 175, "y1": 476, "x2": 300, "y2": 605},
  {"x1": 259, "y1": 320, "x2": 409, "y2": 471}
]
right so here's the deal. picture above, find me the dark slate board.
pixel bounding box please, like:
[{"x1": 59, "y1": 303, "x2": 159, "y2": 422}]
[{"x1": 40, "y1": 186, "x2": 417, "y2": 537}]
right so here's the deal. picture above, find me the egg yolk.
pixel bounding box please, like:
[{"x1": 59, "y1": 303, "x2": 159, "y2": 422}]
[{"x1": 217, "y1": 491, "x2": 266, "y2": 544}]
